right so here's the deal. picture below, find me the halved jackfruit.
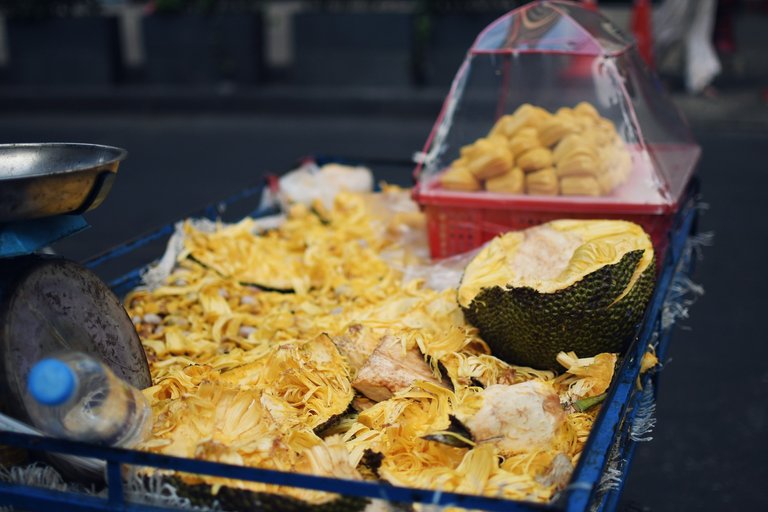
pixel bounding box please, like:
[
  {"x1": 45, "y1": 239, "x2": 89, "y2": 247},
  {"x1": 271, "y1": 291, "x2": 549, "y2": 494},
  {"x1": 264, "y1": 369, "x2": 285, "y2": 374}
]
[{"x1": 457, "y1": 220, "x2": 655, "y2": 370}]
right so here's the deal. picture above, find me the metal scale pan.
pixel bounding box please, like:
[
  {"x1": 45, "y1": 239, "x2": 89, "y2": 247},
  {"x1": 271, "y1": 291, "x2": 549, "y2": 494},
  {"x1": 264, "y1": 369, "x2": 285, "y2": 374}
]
[{"x1": 0, "y1": 142, "x2": 127, "y2": 223}]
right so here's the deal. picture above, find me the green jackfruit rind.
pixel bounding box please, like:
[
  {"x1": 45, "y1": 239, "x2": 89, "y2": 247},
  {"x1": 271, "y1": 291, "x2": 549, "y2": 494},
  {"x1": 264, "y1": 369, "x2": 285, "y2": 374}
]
[
  {"x1": 463, "y1": 250, "x2": 642, "y2": 327},
  {"x1": 357, "y1": 449, "x2": 384, "y2": 479},
  {"x1": 462, "y1": 250, "x2": 655, "y2": 371},
  {"x1": 218, "y1": 487, "x2": 369, "y2": 512},
  {"x1": 313, "y1": 399, "x2": 357, "y2": 438},
  {"x1": 163, "y1": 475, "x2": 369, "y2": 512},
  {"x1": 161, "y1": 476, "x2": 215, "y2": 510}
]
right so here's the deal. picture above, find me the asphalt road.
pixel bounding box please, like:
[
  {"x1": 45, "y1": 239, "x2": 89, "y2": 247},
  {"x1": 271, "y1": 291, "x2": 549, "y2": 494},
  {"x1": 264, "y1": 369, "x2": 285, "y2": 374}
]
[{"x1": 0, "y1": 110, "x2": 765, "y2": 511}]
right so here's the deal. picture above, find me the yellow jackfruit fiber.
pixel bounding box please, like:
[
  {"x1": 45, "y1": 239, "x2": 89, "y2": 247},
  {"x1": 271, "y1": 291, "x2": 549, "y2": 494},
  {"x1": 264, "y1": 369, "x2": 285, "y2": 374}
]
[{"x1": 127, "y1": 189, "x2": 616, "y2": 505}]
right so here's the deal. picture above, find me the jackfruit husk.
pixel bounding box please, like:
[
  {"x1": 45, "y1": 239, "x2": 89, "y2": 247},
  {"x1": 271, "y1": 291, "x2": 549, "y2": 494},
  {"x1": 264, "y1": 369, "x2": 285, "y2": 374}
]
[
  {"x1": 127, "y1": 191, "x2": 613, "y2": 506},
  {"x1": 458, "y1": 219, "x2": 654, "y2": 307},
  {"x1": 457, "y1": 220, "x2": 654, "y2": 370}
]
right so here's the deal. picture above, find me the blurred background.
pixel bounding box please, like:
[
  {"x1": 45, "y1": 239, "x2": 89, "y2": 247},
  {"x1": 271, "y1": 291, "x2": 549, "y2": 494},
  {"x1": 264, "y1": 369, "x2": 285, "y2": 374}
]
[{"x1": 0, "y1": 0, "x2": 766, "y2": 510}]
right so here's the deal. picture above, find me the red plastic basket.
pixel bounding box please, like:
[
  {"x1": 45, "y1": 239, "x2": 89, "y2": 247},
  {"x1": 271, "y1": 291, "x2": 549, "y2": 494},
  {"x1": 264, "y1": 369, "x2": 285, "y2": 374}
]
[{"x1": 413, "y1": 182, "x2": 680, "y2": 260}]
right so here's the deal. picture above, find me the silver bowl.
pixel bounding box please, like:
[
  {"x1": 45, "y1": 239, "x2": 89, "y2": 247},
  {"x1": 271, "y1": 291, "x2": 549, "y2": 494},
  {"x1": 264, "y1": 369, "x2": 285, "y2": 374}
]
[{"x1": 0, "y1": 143, "x2": 127, "y2": 223}]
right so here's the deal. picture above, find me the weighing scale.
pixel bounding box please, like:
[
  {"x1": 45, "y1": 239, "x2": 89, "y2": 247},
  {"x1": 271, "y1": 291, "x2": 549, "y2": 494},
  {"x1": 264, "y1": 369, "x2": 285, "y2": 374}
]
[{"x1": 0, "y1": 143, "x2": 151, "y2": 439}]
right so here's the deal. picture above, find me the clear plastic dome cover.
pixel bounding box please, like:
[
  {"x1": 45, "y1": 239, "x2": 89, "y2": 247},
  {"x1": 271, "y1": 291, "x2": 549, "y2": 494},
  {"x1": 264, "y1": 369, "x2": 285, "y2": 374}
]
[{"x1": 415, "y1": 0, "x2": 700, "y2": 213}]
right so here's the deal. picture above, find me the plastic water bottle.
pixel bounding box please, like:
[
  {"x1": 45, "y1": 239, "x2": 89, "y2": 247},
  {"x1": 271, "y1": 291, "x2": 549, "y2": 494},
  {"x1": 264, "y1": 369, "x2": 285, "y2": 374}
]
[{"x1": 26, "y1": 352, "x2": 152, "y2": 448}]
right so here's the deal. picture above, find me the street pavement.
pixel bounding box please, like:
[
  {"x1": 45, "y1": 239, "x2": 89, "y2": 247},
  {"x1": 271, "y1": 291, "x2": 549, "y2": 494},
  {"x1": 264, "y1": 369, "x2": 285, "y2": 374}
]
[{"x1": 0, "y1": 89, "x2": 765, "y2": 510}]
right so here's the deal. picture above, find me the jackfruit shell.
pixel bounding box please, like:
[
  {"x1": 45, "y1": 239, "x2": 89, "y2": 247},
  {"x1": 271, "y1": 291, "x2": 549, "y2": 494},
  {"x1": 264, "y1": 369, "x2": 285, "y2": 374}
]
[
  {"x1": 217, "y1": 488, "x2": 368, "y2": 512},
  {"x1": 162, "y1": 475, "x2": 369, "y2": 512},
  {"x1": 458, "y1": 221, "x2": 655, "y2": 370}
]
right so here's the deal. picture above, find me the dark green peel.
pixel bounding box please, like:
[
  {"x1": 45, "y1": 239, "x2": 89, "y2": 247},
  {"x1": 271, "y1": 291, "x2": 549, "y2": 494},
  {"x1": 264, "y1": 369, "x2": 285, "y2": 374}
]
[
  {"x1": 463, "y1": 251, "x2": 655, "y2": 371},
  {"x1": 164, "y1": 475, "x2": 369, "y2": 512},
  {"x1": 422, "y1": 415, "x2": 475, "y2": 449}
]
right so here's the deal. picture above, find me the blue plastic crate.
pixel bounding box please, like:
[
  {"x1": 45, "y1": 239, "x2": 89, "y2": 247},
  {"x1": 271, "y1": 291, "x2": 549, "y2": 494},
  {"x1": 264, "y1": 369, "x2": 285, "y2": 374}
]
[{"x1": 0, "y1": 168, "x2": 700, "y2": 512}]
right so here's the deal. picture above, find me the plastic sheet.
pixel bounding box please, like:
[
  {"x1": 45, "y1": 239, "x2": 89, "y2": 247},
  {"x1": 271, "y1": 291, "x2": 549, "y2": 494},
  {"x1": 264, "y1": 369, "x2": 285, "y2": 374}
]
[{"x1": 413, "y1": 1, "x2": 702, "y2": 259}]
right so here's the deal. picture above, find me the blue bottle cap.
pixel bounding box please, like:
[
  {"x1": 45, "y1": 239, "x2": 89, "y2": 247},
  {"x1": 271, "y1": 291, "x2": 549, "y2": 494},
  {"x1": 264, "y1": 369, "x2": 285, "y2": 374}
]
[{"x1": 27, "y1": 358, "x2": 75, "y2": 406}]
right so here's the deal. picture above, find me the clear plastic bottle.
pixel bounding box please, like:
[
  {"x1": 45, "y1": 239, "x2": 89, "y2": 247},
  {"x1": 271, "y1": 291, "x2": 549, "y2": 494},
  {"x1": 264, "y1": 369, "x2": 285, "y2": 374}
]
[{"x1": 26, "y1": 352, "x2": 152, "y2": 448}]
